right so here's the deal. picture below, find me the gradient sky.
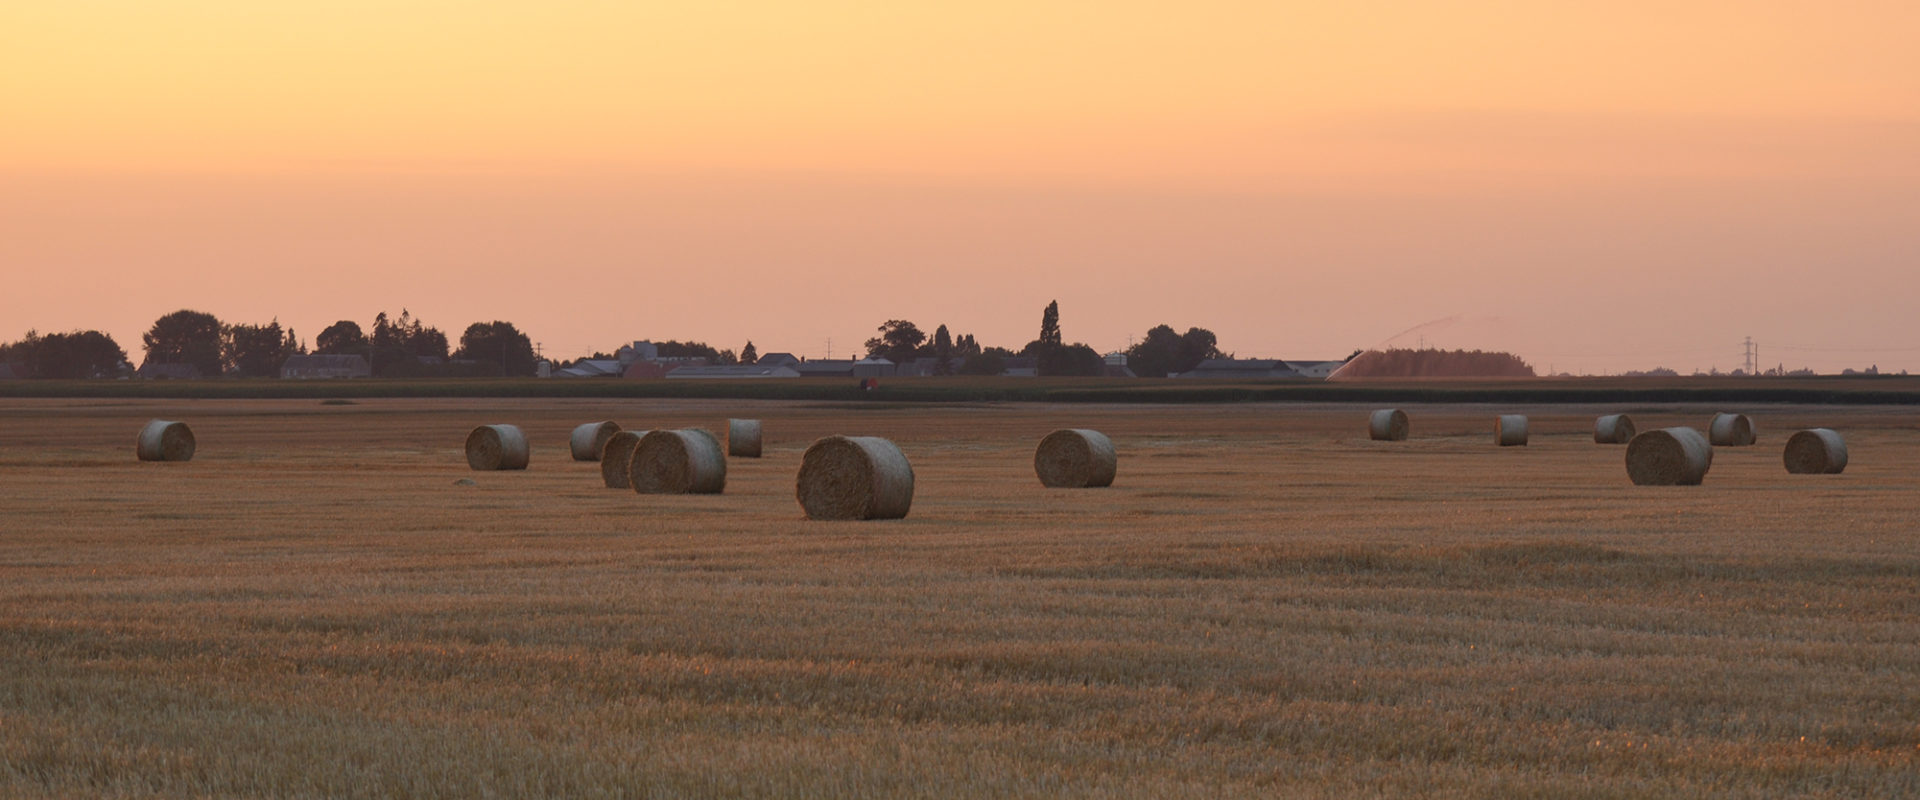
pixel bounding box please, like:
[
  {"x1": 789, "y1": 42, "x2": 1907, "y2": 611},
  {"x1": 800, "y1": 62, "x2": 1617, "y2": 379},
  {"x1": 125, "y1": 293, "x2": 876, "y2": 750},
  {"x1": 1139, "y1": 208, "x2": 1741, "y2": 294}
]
[{"x1": 4, "y1": 1, "x2": 1917, "y2": 374}]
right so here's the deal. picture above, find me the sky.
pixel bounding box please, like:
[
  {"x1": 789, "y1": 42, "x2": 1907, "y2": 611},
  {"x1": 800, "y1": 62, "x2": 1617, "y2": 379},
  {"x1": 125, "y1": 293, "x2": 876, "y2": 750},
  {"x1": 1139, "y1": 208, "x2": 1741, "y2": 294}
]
[{"x1": 3, "y1": 1, "x2": 1917, "y2": 374}]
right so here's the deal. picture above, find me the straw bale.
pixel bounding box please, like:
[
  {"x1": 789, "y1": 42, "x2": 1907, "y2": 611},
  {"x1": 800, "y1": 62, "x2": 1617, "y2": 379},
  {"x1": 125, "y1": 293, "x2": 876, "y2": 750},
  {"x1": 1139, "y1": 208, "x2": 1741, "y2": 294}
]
[
  {"x1": 1496, "y1": 415, "x2": 1529, "y2": 446},
  {"x1": 465, "y1": 424, "x2": 530, "y2": 471},
  {"x1": 1626, "y1": 426, "x2": 1713, "y2": 485},
  {"x1": 1594, "y1": 414, "x2": 1636, "y2": 444},
  {"x1": 1369, "y1": 409, "x2": 1409, "y2": 441},
  {"x1": 630, "y1": 429, "x2": 727, "y2": 494},
  {"x1": 136, "y1": 419, "x2": 195, "y2": 462},
  {"x1": 1783, "y1": 428, "x2": 1848, "y2": 475},
  {"x1": 569, "y1": 421, "x2": 622, "y2": 461},
  {"x1": 728, "y1": 419, "x2": 763, "y2": 458},
  {"x1": 599, "y1": 430, "x2": 650, "y2": 488},
  {"x1": 796, "y1": 435, "x2": 914, "y2": 520},
  {"x1": 1034, "y1": 429, "x2": 1117, "y2": 488},
  {"x1": 1709, "y1": 413, "x2": 1756, "y2": 446}
]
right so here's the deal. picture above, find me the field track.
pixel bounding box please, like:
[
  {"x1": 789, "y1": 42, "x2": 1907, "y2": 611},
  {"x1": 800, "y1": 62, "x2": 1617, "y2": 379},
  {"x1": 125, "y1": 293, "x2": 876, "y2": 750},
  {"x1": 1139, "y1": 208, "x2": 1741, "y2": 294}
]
[{"x1": 3, "y1": 398, "x2": 1917, "y2": 797}]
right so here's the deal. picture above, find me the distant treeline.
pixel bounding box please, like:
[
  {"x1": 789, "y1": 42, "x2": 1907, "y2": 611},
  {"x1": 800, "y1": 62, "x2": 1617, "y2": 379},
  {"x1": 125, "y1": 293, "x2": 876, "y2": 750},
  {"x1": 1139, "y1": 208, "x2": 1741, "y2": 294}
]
[
  {"x1": 1332, "y1": 348, "x2": 1536, "y2": 379},
  {"x1": 1, "y1": 299, "x2": 1240, "y2": 380},
  {"x1": 0, "y1": 309, "x2": 543, "y2": 379}
]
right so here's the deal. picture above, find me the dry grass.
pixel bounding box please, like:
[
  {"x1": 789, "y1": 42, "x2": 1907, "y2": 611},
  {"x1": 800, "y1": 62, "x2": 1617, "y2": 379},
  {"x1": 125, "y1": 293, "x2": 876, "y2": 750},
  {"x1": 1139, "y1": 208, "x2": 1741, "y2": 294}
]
[{"x1": 2, "y1": 398, "x2": 1918, "y2": 798}]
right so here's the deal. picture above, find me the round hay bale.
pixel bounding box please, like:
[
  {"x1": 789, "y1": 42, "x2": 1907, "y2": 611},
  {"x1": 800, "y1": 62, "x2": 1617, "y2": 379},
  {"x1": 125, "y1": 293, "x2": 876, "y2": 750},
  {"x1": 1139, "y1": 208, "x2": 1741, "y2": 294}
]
[
  {"x1": 796, "y1": 435, "x2": 914, "y2": 520},
  {"x1": 1368, "y1": 409, "x2": 1409, "y2": 441},
  {"x1": 1783, "y1": 428, "x2": 1848, "y2": 475},
  {"x1": 1495, "y1": 415, "x2": 1529, "y2": 447},
  {"x1": 598, "y1": 429, "x2": 650, "y2": 489},
  {"x1": 1625, "y1": 426, "x2": 1713, "y2": 486},
  {"x1": 136, "y1": 419, "x2": 195, "y2": 462},
  {"x1": 569, "y1": 421, "x2": 622, "y2": 461},
  {"x1": 1594, "y1": 414, "x2": 1637, "y2": 444},
  {"x1": 1709, "y1": 413, "x2": 1756, "y2": 447},
  {"x1": 1034, "y1": 428, "x2": 1117, "y2": 488},
  {"x1": 465, "y1": 424, "x2": 530, "y2": 471},
  {"x1": 728, "y1": 419, "x2": 763, "y2": 458},
  {"x1": 630, "y1": 429, "x2": 727, "y2": 494}
]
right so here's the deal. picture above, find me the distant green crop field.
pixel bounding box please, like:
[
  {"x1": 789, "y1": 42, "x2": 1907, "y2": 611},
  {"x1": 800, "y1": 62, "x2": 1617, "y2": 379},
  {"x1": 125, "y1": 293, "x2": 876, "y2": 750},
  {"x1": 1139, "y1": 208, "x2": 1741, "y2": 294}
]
[{"x1": 2, "y1": 375, "x2": 1918, "y2": 404}]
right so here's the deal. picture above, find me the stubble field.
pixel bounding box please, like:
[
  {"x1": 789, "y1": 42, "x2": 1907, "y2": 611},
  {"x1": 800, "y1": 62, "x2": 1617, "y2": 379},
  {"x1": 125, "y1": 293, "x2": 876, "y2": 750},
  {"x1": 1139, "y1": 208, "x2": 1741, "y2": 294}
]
[{"x1": 2, "y1": 398, "x2": 1917, "y2": 798}]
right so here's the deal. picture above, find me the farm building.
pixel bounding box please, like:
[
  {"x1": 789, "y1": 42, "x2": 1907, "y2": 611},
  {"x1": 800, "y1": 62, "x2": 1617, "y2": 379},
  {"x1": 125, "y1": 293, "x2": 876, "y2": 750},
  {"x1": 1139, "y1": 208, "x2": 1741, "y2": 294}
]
[
  {"x1": 755, "y1": 352, "x2": 801, "y2": 368},
  {"x1": 553, "y1": 359, "x2": 623, "y2": 378},
  {"x1": 623, "y1": 359, "x2": 708, "y2": 379},
  {"x1": 1289, "y1": 359, "x2": 1350, "y2": 379},
  {"x1": 853, "y1": 358, "x2": 895, "y2": 378},
  {"x1": 796, "y1": 359, "x2": 856, "y2": 378},
  {"x1": 615, "y1": 341, "x2": 659, "y2": 364},
  {"x1": 1001, "y1": 357, "x2": 1038, "y2": 378},
  {"x1": 1173, "y1": 359, "x2": 1301, "y2": 379},
  {"x1": 664, "y1": 365, "x2": 801, "y2": 379},
  {"x1": 280, "y1": 354, "x2": 371, "y2": 379}
]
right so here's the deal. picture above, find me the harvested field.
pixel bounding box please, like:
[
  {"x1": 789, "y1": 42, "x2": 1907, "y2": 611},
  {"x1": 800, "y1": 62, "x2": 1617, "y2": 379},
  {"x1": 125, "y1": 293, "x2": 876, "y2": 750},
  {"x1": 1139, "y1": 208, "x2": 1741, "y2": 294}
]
[{"x1": 2, "y1": 398, "x2": 1918, "y2": 798}]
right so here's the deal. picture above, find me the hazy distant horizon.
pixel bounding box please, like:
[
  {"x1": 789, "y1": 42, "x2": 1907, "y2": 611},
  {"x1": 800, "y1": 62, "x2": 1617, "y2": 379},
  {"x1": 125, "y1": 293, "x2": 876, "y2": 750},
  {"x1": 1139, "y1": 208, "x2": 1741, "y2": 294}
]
[{"x1": 4, "y1": 2, "x2": 1915, "y2": 375}]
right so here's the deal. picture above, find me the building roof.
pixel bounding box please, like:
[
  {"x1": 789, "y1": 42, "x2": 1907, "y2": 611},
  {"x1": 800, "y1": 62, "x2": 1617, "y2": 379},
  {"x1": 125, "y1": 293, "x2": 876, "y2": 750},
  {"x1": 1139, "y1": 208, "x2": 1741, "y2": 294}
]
[
  {"x1": 755, "y1": 352, "x2": 800, "y2": 367},
  {"x1": 1174, "y1": 358, "x2": 1300, "y2": 379},
  {"x1": 664, "y1": 365, "x2": 801, "y2": 379},
  {"x1": 795, "y1": 359, "x2": 856, "y2": 376},
  {"x1": 554, "y1": 359, "x2": 623, "y2": 378}
]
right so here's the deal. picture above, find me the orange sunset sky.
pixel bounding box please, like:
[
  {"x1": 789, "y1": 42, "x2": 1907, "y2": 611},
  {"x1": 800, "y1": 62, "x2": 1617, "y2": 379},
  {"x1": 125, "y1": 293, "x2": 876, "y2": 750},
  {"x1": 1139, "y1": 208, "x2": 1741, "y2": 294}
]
[{"x1": 3, "y1": 1, "x2": 1917, "y2": 374}]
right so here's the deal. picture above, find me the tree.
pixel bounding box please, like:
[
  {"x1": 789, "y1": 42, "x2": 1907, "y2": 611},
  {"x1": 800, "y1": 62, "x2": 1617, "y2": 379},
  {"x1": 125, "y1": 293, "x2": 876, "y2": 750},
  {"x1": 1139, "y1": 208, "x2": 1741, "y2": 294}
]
[
  {"x1": 1038, "y1": 301, "x2": 1062, "y2": 348},
  {"x1": 142, "y1": 310, "x2": 225, "y2": 376},
  {"x1": 655, "y1": 340, "x2": 723, "y2": 360},
  {"x1": 1125, "y1": 324, "x2": 1223, "y2": 377},
  {"x1": 864, "y1": 320, "x2": 926, "y2": 364},
  {"x1": 0, "y1": 330, "x2": 128, "y2": 378},
  {"x1": 930, "y1": 325, "x2": 954, "y2": 375},
  {"x1": 367, "y1": 310, "x2": 450, "y2": 376},
  {"x1": 715, "y1": 348, "x2": 739, "y2": 366},
  {"x1": 453, "y1": 320, "x2": 537, "y2": 377},
  {"x1": 958, "y1": 349, "x2": 1006, "y2": 376},
  {"x1": 314, "y1": 321, "x2": 368, "y2": 355},
  {"x1": 1060, "y1": 343, "x2": 1107, "y2": 376},
  {"x1": 1024, "y1": 300, "x2": 1097, "y2": 376},
  {"x1": 223, "y1": 319, "x2": 300, "y2": 377},
  {"x1": 739, "y1": 341, "x2": 758, "y2": 365}
]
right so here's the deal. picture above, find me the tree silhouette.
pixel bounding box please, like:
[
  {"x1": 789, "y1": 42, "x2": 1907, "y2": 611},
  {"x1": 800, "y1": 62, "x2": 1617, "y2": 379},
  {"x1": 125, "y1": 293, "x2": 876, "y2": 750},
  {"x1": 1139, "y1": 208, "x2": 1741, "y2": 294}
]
[
  {"x1": 368, "y1": 310, "x2": 450, "y2": 376},
  {"x1": 1025, "y1": 300, "x2": 1098, "y2": 376},
  {"x1": 864, "y1": 320, "x2": 926, "y2": 364},
  {"x1": 930, "y1": 324, "x2": 954, "y2": 375},
  {"x1": 454, "y1": 321, "x2": 537, "y2": 377},
  {"x1": 223, "y1": 319, "x2": 301, "y2": 377},
  {"x1": 739, "y1": 341, "x2": 758, "y2": 365},
  {"x1": 142, "y1": 310, "x2": 225, "y2": 376},
  {"x1": 1125, "y1": 325, "x2": 1223, "y2": 377},
  {"x1": 315, "y1": 321, "x2": 368, "y2": 355},
  {"x1": 0, "y1": 330, "x2": 128, "y2": 378}
]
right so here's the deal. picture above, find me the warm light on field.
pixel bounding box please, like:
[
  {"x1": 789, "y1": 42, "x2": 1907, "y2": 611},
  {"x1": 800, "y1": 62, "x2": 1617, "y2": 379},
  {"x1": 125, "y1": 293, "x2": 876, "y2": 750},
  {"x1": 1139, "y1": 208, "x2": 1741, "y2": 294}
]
[{"x1": 2, "y1": 398, "x2": 1916, "y2": 795}]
